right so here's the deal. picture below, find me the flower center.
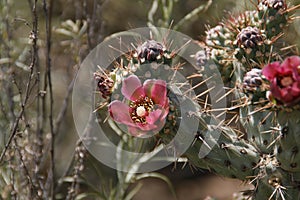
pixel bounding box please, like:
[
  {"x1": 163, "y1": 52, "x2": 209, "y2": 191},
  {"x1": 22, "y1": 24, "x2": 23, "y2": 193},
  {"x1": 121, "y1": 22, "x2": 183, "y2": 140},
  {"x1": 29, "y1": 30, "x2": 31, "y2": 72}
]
[
  {"x1": 280, "y1": 76, "x2": 293, "y2": 87},
  {"x1": 136, "y1": 106, "x2": 146, "y2": 117},
  {"x1": 130, "y1": 96, "x2": 154, "y2": 124}
]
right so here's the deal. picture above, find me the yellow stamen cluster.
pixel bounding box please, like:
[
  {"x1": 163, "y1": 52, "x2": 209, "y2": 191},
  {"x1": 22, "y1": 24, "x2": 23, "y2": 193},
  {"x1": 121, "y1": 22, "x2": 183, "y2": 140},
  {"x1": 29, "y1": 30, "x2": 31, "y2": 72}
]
[{"x1": 130, "y1": 96, "x2": 154, "y2": 124}]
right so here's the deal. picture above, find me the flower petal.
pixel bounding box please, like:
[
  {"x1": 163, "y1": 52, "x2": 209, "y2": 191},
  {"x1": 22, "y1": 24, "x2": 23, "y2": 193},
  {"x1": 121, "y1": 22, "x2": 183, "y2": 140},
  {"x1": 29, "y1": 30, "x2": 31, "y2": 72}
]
[
  {"x1": 108, "y1": 100, "x2": 134, "y2": 126},
  {"x1": 128, "y1": 125, "x2": 159, "y2": 137},
  {"x1": 128, "y1": 126, "x2": 143, "y2": 137},
  {"x1": 291, "y1": 82, "x2": 300, "y2": 96},
  {"x1": 146, "y1": 109, "x2": 163, "y2": 125},
  {"x1": 280, "y1": 88, "x2": 294, "y2": 103},
  {"x1": 143, "y1": 79, "x2": 168, "y2": 106},
  {"x1": 285, "y1": 56, "x2": 300, "y2": 80},
  {"x1": 282, "y1": 56, "x2": 300, "y2": 69},
  {"x1": 160, "y1": 106, "x2": 169, "y2": 119},
  {"x1": 270, "y1": 83, "x2": 281, "y2": 100},
  {"x1": 262, "y1": 61, "x2": 281, "y2": 80},
  {"x1": 121, "y1": 75, "x2": 145, "y2": 101}
]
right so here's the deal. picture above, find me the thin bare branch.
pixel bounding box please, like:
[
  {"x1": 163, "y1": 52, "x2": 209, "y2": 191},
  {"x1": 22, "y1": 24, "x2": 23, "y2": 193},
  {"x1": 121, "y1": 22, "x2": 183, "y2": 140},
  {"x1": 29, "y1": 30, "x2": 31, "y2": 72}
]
[
  {"x1": 0, "y1": 0, "x2": 39, "y2": 164},
  {"x1": 42, "y1": 0, "x2": 55, "y2": 199}
]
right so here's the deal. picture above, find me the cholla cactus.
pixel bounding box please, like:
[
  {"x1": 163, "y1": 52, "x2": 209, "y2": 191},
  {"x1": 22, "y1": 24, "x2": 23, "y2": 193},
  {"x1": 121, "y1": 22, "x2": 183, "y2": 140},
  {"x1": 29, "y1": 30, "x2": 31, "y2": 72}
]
[
  {"x1": 194, "y1": 0, "x2": 300, "y2": 199},
  {"x1": 198, "y1": 0, "x2": 292, "y2": 83},
  {"x1": 94, "y1": 0, "x2": 300, "y2": 199}
]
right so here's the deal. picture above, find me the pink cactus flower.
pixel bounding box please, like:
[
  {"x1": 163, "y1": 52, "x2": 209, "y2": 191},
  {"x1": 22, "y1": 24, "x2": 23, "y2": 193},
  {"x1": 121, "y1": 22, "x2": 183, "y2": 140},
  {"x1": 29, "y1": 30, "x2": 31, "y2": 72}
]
[
  {"x1": 262, "y1": 56, "x2": 300, "y2": 106},
  {"x1": 108, "y1": 75, "x2": 169, "y2": 137}
]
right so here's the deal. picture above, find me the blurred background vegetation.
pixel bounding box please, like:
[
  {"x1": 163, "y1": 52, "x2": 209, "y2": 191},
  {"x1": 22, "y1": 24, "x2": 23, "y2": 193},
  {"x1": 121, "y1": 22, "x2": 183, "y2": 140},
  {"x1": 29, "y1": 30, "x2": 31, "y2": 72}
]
[{"x1": 0, "y1": 0, "x2": 300, "y2": 199}]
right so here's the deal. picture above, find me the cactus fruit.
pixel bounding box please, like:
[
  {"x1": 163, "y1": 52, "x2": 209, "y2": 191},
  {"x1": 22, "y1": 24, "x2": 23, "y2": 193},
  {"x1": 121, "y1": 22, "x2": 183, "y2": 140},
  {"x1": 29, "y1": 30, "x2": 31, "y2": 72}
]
[
  {"x1": 262, "y1": 0, "x2": 286, "y2": 10},
  {"x1": 236, "y1": 27, "x2": 263, "y2": 49},
  {"x1": 258, "y1": 0, "x2": 288, "y2": 38},
  {"x1": 94, "y1": 69, "x2": 115, "y2": 99},
  {"x1": 132, "y1": 40, "x2": 173, "y2": 65},
  {"x1": 136, "y1": 40, "x2": 165, "y2": 62},
  {"x1": 235, "y1": 26, "x2": 267, "y2": 65},
  {"x1": 242, "y1": 68, "x2": 269, "y2": 102}
]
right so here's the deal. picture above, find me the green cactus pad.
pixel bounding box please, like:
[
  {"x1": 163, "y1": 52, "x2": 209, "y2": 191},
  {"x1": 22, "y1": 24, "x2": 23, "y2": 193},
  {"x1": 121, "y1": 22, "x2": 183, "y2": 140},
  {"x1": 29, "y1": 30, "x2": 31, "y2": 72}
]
[{"x1": 276, "y1": 110, "x2": 300, "y2": 172}]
